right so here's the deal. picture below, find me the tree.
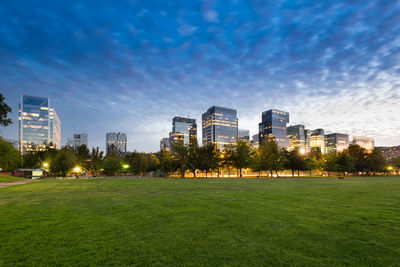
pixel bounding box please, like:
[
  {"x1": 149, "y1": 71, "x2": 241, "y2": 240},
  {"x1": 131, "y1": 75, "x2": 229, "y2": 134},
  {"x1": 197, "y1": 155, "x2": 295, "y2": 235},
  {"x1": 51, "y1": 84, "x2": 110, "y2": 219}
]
[
  {"x1": 285, "y1": 148, "x2": 307, "y2": 177},
  {"x1": 223, "y1": 144, "x2": 236, "y2": 178},
  {"x1": 336, "y1": 152, "x2": 354, "y2": 176},
  {"x1": 0, "y1": 93, "x2": 12, "y2": 127},
  {"x1": 50, "y1": 148, "x2": 76, "y2": 178},
  {"x1": 198, "y1": 143, "x2": 219, "y2": 178},
  {"x1": 187, "y1": 138, "x2": 200, "y2": 178},
  {"x1": 367, "y1": 148, "x2": 386, "y2": 175},
  {"x1": 102, "y1": 155, "x2": 121, "y2": 176},
  {"x1": 347, "y1": 144, "x2": 368, "y2": 174},
  {"x1": 89, "y1": 147, "x2": 103, "y2": 176},
  {"x1": 158, "y1": 150, "x2": 177, "y2": 178},
  {"x1": 172, "y1": 142, "x2": 189, "y2": 178},
  {"x1": 232, "y1": 140, "x2": 252, "y2": 177},
  {"x1": 0, "y1": 137, "x2": 21, "y2": 171},
  {"x1": 259, "y1": 141, "x2": 286, "y2": 177},
  {"x1": 324, "y1": 153, "x2": 339, "y2": 176},
  {"x1": 305, "y1": 150, "x2": 324, "y2": 176},
  {"x1": 76, "y1": 145, "x2": 90, "y2": 171}
]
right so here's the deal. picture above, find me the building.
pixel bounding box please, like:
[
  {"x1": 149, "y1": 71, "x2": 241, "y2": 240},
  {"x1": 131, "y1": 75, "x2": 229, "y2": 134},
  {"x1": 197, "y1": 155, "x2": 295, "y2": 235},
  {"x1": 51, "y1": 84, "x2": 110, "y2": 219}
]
[
  {"x1": 352, "y1": 136, "x2": 374, "y2": 151},
  {"x1": 258, "y1": 109, "x2": 289, "y2": 149},
  {"x1": 169, "y1": 117, "x2": 197, "y2": 148},
  {"x1": 310, "y1": 129, "x2": 325, "y2": 154},
  {"x1": 160, "y1": 137, "x2": 170, "y2": 151},
  {"x1": 238, "y1": 129, "x2": 250, "y2": 144},
  {"x1": 376, "y1": 146, "x2": 400, "y2": 160},
  {"x1": 202, "y1": 106, "x2": 238, "y2": 148},
  {"x1": 304, "y1": 129, "x2": 311, "y2": 154},
  {"x1": 18, "y1": 95, "x2": 61, "y2": 154},
  {"x1": 106, "y1": 132, "x2": 127, "y2": 156},
  {"x1": 251, "y1": 134, "x2": 260, "y2": 148},
  {"x1": 67, "y1": 133, "x2": 88, "y2": 150},
  {"x1": 287, "y1": 124, "x2": 306, "y2": 153},
  {"x1": 325, "y1": 133, "x2": 349, "y2": 154}
]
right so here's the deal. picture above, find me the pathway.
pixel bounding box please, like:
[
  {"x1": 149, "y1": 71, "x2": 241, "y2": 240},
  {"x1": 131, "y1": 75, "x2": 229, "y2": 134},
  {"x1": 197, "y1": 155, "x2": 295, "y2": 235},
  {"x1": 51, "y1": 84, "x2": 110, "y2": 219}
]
[{"x1": 0, "y1": 179, "x2": 40, "y2": 189}]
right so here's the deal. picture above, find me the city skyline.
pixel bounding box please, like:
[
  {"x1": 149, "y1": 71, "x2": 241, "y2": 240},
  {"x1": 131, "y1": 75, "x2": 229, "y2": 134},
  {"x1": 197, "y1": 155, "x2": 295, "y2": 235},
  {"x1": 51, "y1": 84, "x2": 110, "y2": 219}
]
[{"x1": 1, "y1": 1, "x2": 399, "y2": 152}]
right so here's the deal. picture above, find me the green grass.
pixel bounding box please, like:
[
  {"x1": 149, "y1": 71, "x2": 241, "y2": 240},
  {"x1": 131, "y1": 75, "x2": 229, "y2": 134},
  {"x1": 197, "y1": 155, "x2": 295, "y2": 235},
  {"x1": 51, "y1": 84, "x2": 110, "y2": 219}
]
[
  {"x1": 0, "y1": 174, "x2": 26, "y2": 183},
  {"x1": 0, "y1": 177, "x2": 399, "y2": 266}
]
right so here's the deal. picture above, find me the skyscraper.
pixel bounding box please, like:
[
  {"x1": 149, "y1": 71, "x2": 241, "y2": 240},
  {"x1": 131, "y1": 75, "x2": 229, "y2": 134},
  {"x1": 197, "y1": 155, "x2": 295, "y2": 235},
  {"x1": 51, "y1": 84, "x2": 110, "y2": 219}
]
[
  {"x1": 106, "y1": 132, "x2": 127, "y2": 156},
  {"x1": 169, "y1": 117, "x2": 197, "y2": 147},
  {"x1": 304, "y1": 129, "x2": 311, "y2": 154},
  {"x1": 258, "y1": 109, "x2": 289, "y2": 149},
  {"x1": 160, "y1": 137, "x2": 170, "y2": 151},
  {"x1": 202, "y1": 106, "x2": 238, "y2": 148},
  {"x1": 251, "y1": 134, "x2": 260, "y2": 148},
  {"x1": 310, "y1": 129, "x2": 325, "y2": 154},
  {"x1": 238, "y1": 129, "x2": 250, "y2": 144},
  {"x1": 67, "y1": 133, "x2": 88, "y2": 151},
  {"x1": 352, "y1": 136, "x2": 374, "y2": 151},
  {"x1": 18, "y1": 95, "x2": 61, "y2": 154},
  {"x1": 325, "y1": 133, "x2": 349, "y2": 154},
  {"x1": 287, "y1": 124, "x2": 306, "y2": 153}
]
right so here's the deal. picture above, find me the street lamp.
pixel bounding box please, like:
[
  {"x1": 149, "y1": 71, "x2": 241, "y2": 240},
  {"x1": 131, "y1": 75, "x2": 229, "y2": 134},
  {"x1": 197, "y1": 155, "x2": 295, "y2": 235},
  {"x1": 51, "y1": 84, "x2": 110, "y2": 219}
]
[
  {"x1": 123, "y1": 164, "x2": 130, "y2": 169},
  {"x1": 74, "y1": 166, "x2": 81, "y2": 178}
]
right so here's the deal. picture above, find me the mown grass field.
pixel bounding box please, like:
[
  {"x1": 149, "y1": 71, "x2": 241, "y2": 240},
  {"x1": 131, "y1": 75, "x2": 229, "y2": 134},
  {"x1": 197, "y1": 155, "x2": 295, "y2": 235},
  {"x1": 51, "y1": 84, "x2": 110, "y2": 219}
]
[
  {"x1": 0, "y1": 174, "x2": 26, "y2": 183},
  {"x1": 0, "y1": 176, "x2": 399, "y2": 266}
]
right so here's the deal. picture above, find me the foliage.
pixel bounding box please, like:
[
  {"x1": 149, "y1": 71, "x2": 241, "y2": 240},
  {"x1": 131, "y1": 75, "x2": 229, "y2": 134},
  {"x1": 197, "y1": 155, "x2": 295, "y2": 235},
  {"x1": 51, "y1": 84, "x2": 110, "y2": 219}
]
[
  {"x1": 367, "y1": 148, "x2": 386, "y2": 174},
  {"x1": 198, "y1": 143, "x2": 220, "y2": 178},
  {"x1": 158, "y1": 150, "x2": 177, "y2": 177},
  {"x1": 0, "y1": 93, "x2": 12, "y2": 127},
  {"x1": 231, "y1": 140, "x2": 252, "y2": 177},
  {"x1": 89, "y1": 147, "x2": 104, "y2": 176},
  {"x1": 172, "y1": 142, "x2": 189, "y2": 178},
  {"x1": 50, "y1": 148, "x2": 76, "y2": 178},
  {"x1": 76, "y1": 145, "x2": 90, "y2": 170},
  {"x1": 0, "y1": 137, "x2": 22, "y2": 171},
  {"x1": 102, "y1": 155, "x2": 121, "y2": 176},
  {"x1": 258, "y1": 140, "x2": 286, "y2": 177},
  {"x1": 126, "y1": 152, "x2": 159, "y2": 175},
  {"x1": 285, "y1": 148, "x2": 307, "y2": 177}
]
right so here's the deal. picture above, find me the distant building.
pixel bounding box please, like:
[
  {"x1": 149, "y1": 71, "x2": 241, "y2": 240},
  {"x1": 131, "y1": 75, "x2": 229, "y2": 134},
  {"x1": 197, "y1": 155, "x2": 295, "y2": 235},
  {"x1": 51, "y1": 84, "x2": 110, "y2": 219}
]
[
  {"x1": 287, "y1": 125, "x2": 306, "y2": 153},
  {"x1": 352, "y1": 136, "x2": 374, "y2": 151},
  {"x1": 376, "y1": 146, "x2": 400, "y2": 160},
  {"x1": 238, "y1": 129, "x2": 250, "y2": 144},
  {"x1": 259, "y1": 109, "x2": 289, "y2": 149},
  {"x1": 106, "y1": 132, "x2": 127, "y2": 156},
  {"x1": 67, "y1": 133, "x2": 88, "y2": 150},
  {"x1": 169, "y1": 117, "x2": 197, "y2": 148},
  {"x1": 202, "y1": 106, "x2": 238, "y2": 148},
  {"x1": 304, "y1": 129, "x2": 311, "y2": 154},
  {"x1": 160, "y1": 137, "x2": 170, "y2": 152},
  {"x1": 251, "y1": 134, "x2": 260, "y2": 148},
  {"x1": 18, "y1": 95, "x2": 61, "y2": 154},
  {"x1": 310, "y1": 129, "x2": 325, "y2": 154},
  {"x1": 325, "y1": 133, "x2": 349, "y2": 154}
]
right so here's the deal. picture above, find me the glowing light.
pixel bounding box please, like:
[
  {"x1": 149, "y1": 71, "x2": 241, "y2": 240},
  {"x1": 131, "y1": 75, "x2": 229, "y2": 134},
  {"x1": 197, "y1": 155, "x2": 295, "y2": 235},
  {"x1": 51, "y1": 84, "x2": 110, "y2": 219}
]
[
  {"x1": 123, "y1": 164, "x2": 130, "y2": 169},
  {"x1": 42, "y1": 162, "x2": 49, "y2": 168},
  {"x1": 300, "y1": 148, "x2": 306, "y2": 155},
  {"x1": 388, "y1": 166, "x2": 393, "y2": 171},
  {"x1": 74, "y1": 166, "x2": 81, "y2": 172}
]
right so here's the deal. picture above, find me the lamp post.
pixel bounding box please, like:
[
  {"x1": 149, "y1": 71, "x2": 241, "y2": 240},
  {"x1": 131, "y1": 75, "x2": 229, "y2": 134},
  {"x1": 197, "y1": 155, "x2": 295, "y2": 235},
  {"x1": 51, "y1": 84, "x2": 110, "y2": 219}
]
[
  {"x1": 42, "y1": 162, "x2": 49, "y2": 179},
  {"x1": 74, "y1": 166, "x2": 81, "y2": 179}
]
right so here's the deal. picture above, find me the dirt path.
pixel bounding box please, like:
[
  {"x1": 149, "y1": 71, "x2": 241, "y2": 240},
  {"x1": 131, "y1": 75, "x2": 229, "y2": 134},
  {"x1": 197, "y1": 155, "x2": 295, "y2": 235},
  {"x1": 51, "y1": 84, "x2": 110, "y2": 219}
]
[{"x1": 0, "y1": 179, "x2": 40, "y2": 189}]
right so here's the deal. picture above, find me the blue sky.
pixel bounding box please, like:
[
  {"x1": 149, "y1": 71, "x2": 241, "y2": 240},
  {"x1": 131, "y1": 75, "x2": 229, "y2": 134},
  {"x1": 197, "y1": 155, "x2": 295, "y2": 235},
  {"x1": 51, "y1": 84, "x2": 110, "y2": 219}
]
[{"x1": 1, "y1": 0, "x2": 399, "y2": 152}]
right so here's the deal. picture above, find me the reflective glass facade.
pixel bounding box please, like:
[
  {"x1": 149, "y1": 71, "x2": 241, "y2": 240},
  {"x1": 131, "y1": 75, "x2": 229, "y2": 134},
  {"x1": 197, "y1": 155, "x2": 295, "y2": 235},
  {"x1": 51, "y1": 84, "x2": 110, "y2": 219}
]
[
  {"x1": 258, "y1": 109, "x2": 289, "y2": 149},
  {"x1": 202, "y1": 106, "x2": 238, "y2": 148},
  {"x1": 169, "y1": 117, "x2": 197, "y2": 147},
  {"x1": 310, "y1": 128, "x2": 325, "y2": 154},
  {"x1": 67, "y1": 133, "x2": 88, "y2": 150},
  {"x1": 304, "y1": 129, "x2": 311, "y2": 154},
  {"x1": 238, "y1": 129, "x2": 250, "y2": 144},
  {"x1": 18, "y1": 95, "x2": 61, "y2": 154},
  {"x1": 325, "y1": 133, "x2": 349, "y2": 154},
  {"x1": 352, "y1": 136, "x2": 374, "y2": 151},
  {"x1": 160, "y1": 137, "x2": 170, "y2": 151},
  {"x1": 287, "y1": 124, "x2": 306, "y2": 152},
  {"x1": 106, "y1": 132, "x2": 127, "y2": 156}
]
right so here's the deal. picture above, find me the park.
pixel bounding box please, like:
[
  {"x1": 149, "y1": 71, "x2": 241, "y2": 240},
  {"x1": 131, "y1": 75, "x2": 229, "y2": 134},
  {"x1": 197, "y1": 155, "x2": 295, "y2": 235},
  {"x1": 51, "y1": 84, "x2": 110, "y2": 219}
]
[{"x1": 1, "y1": 175, "x2": 399, "y2": 265}]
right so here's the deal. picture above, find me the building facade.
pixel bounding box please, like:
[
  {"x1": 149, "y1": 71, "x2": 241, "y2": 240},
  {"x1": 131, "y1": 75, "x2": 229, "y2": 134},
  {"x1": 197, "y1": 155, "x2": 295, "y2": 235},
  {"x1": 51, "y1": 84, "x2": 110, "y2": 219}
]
[
  {"x1": 376, "y1": 146, "x2": 400, "y2": 160},
  {"x1": 325, "y1": 133, "x2": 349, "y2": 154},
  {"x1": 258, "y1": 109, "x2": 289, "y2": 149},
  {"x1": 106, "y1": 132, "x2": 127, "y2": 156},
  {"x1": 352, "y1": 136, "x2": 374, "y2": 151},
  {"x1": 238, "y1": 129, "x2": 250, "y2": 144},
  {"x1": 169, "y1": 117, "x2": 197, "y2": 148},
  {"x1": 310, "y1": 129, "x2": 325, "y2": 154},
  {"x1": 202, "y1": 106, "x2": 238, "y2": 148},
  {"x1": 160, "y1": 137, "x2": 170, "y2": 151},
  {"x1": 18, "y1": 95, "x2": 61, "y2": 154},
  {"x1": 304, "y1": 129, "x2": 311, "y2": 154},
  {"x1": 251, "y1": 134, "x2": 260, "y2": 148},
  {"x1": 287, "y1": 124, "x2": 306, "y2": 153},
  {"x1": 67, "y1": 133, "x2": 88, "y2": 150}
]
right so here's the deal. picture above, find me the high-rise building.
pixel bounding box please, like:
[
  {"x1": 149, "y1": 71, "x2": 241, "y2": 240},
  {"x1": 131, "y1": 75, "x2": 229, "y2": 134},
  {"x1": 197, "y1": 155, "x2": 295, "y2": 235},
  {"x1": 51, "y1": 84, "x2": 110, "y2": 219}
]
[
  {"x1": 258, "y1": 109, "x2": 289, "y2": 149},
  {"x1": 169, "y1": 117, "x2": 197, "y2": 147},
  {"x1": 202, "y1": 106, "x2": 238, "y2": 148},
  {"x1": 304, "y1": 129, "x2": 311, "y2": 154},
  {"x1": 106, "y1": 132, "x2": 127, "y2": 156},
  {"x1": 252, "y1": 134, "x2": 260, "y2": 148},
  {"x1": 287, "y1": 124, "x2": 306, "y2": 153},
  {"x1": 160, "y1": 137, "x2": 170, "y2": 151},
  {"x1": 325, "y1": 133, "x2": 349, "y2": 154},
  {"x1": 352, "y1": 136, "x2": 374, "y2": 151},
  {"x1": 238, "y1": 129, "x2": 250, "y2": 144},
  {"x1": 67, "y1": 133, "x2": 88, "y2": 150},
  {"x1": 310, "y1": 129, "x2": 325, "y2": 154},
  {"x1": 376, "y1": 146, "x2": 400, "y2": 160},
  {"x1": 18, "y1": 95, "x2": 61, "y2": 154}
]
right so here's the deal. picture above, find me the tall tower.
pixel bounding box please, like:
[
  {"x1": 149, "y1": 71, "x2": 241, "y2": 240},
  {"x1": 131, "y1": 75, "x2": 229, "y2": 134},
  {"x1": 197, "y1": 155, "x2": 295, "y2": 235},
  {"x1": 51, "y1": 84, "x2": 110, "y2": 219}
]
[{"x1": 258, "y1": 109, "x2": 289, "y2": 149}]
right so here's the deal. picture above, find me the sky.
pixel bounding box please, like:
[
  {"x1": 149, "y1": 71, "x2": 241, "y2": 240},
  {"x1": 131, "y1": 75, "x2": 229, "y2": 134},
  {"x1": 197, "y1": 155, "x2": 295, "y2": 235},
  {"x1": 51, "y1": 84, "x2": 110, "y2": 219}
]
[{"x1": 0, "y1": 0, "x2": 399, "y2": 152}]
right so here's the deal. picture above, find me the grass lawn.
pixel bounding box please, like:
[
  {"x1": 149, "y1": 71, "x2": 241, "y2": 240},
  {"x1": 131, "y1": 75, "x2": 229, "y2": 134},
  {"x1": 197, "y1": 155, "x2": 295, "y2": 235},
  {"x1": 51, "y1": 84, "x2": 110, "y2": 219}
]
[
  {"x1": 0, "y1": 174, "x2": 26, "y2": 183},
  {"x1": 0, "y1": 176, "x2": 399, "y2": 266}
]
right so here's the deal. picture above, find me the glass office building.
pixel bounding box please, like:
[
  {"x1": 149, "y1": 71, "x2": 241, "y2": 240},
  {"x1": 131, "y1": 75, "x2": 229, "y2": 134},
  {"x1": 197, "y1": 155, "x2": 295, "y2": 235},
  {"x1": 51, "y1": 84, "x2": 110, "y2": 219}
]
[
  {"x1": 325, "y1": 133, "x2": 349, "y2": 154},
  {"x1": 67, "y1": 133, "x2": 88, "y2": 151},
  {"x1": 160, "y1": 137, "x2": 170, "y2": 151},
  {"x1": 310, "y1": 129, "x2": 325, "y2": 154},
  {"x1": 352, "y1": 136, "x2": 374, "y2": 151},
  {"x1": 238, "y1": 129, "x2": 250, "y2": 144},
  {"x1": 287, "y1": 124, "x2": 306, "y2": 153},
  {"x1": 304, "y1": 129, "x2": 311, "y2": 154},
  {"x1": 202, "y1": 106, "x2": 238, "y2": 148},
  {"x1": 258, "y1": 109, "x2": 289, "y2": 149},
  {"x1": 169, "y1": 117, "x2": 197, "y2": 147},
  {"x1": 106, "y1": 132, "x2": 127, "y2": 156},
  {"x1": 18, "y1": 95, "x2": 61, "y2": 154}
]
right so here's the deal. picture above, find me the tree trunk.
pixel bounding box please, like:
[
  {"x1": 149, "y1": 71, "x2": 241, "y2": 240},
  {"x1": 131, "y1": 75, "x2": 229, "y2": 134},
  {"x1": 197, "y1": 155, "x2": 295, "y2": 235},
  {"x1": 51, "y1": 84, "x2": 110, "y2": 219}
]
[
  {"x1": 292, "y1": 170, "x2": 294, "y2": 178},
  {"x1": 275, "y1": 170, "x2": 280, "y2": 178},
  {"x1": 270, "y1": 170, "x2": 273, "y2": 177},
  {"x1": 193, "y1": 171, "x2": 196, "y2": 178},
  {"x1": 240, "y1": 168, "x2": 242, "y2": 177},
  {"x1": 205, "y1": 171, "x2": 208, "y2": 178},
  {"x1": 298, "y1": 170, "x2": 300, "y2": 177}
]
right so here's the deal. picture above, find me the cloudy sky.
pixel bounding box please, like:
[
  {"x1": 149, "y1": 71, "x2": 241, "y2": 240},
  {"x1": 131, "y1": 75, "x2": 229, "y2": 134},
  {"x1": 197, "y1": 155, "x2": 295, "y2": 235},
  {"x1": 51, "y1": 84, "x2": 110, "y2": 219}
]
[{"x1": 1, "y1": 0, "x2": 399, "y2": 152}]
